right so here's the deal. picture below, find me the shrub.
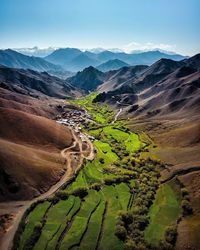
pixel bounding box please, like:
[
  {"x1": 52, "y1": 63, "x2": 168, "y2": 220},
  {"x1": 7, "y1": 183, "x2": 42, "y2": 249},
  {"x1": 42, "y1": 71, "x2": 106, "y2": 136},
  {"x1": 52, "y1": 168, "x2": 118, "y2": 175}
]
[
  {"x1": 71, "y1": 187, "x2": 88, "y2": 199},
  {"x1": 90, "y1": 183, "x2": 101, "y2": 191},
  {"x1": 165, "y1": 226, "x2": 177, "y2": 244},
  {"x1": 134, "y1": 215, "x2": 149, "y2": 230},
  {"x1": 181, "y1": 188, "x2": 190, "y2": 200},
  {"x1": 48, "y1": 195, "x2": 59, "y2": 204},
  {"x1": 23, "y1": 222, "x2": 43, "y2": 250},
  {"x1": 118, "y1": 211, "x2": 133, "y2": 225},
  {"x1": 99, "y1": 158, "x2": 105, "y2": 164},
  {"x1": 55, "y1": 190, "x2": 68, "y2": 200},
  {"x1": 115, "y1": 225, "x2": 127, "y2": 241},
  {"x1": 104, "y1": 178, "x2": 114, "y2": 185},
  {"x1": 157, "y1": 240, "x2": 173, "y2": 250},
  {"x1": 181, "y1": 199, "x2": 193, "y2": 216},
  {"x1": 124, "y1": 239, "x2": 137, "y2": 250}
]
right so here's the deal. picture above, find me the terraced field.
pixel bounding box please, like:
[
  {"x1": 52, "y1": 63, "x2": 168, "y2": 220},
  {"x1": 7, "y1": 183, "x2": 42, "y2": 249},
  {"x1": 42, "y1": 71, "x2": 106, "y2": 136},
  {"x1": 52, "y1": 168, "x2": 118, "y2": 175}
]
[{"x1": 14, "y1": 94, "x2": 183, "y2": 250}]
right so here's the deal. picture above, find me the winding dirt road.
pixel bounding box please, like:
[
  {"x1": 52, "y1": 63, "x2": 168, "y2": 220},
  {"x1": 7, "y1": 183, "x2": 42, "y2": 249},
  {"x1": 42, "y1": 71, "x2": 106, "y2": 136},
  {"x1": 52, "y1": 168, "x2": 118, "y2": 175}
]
[
  {"x1": 0, "y1": 127, "x2": 95, "y2": 250},
  {"x1": 112, "y1": 108, "x2": 123, "y2": 124}
]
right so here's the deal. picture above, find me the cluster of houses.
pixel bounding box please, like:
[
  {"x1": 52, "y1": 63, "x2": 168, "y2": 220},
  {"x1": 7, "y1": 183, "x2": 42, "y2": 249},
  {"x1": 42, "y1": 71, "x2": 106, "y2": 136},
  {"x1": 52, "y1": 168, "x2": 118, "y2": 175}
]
[{"x1": 56, "y1": 109, "x2": 95, "y2": 142}]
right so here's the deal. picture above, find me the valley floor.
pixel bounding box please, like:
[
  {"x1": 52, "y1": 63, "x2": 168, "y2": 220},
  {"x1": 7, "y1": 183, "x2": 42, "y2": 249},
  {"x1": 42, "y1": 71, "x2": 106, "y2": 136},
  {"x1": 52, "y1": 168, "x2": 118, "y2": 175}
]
[{"x1": 2, "y1": 93, "x2": 199, "y2": 250}]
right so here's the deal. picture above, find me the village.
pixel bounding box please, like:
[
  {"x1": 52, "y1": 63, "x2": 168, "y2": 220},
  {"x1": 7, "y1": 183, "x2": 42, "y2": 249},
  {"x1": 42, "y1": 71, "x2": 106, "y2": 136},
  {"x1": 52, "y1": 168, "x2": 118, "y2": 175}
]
[{"x1": 56, "y1": 108, "x2": 95, "y2": 142}]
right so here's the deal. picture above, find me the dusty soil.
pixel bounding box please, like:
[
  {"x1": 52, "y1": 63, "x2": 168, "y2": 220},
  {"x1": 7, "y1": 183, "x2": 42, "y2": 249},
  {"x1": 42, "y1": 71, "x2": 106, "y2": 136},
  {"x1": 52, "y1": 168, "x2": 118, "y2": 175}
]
[
  {"x1": 0, "y1": 107, "x2": 74, "y2": 201},
  {"x1": 176, "y1": 171, "x2": 200, "y2": 250}
]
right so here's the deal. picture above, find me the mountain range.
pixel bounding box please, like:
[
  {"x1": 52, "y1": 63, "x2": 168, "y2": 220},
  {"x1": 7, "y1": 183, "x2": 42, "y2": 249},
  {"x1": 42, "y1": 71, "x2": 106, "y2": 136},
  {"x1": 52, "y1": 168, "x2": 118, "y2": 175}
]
[
  {"x1": 45, "y1": 48, "x2": 186, "y2": 71},
  {"x1": 0, "y1": 65, "x2": 79, "y2": 99},
  {"x1": 0, "y1": 49, "x2": 72, "y2": 79},
  {"x1": 92, "y1": 54, "x2": 200, "y2": 119},
  {"x1": 66, "y1": 53, "x2": 200, "y2": 120},
  {"x1": 0, "y1": 48, "x2": 187, "y2": 75}
]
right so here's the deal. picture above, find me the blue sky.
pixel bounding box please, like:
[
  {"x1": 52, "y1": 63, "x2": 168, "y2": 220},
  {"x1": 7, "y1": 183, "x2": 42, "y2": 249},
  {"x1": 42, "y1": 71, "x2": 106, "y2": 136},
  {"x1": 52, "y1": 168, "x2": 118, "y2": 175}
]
[{"x1": 0, "y1": 0, "x2": 199, "y2": 55}]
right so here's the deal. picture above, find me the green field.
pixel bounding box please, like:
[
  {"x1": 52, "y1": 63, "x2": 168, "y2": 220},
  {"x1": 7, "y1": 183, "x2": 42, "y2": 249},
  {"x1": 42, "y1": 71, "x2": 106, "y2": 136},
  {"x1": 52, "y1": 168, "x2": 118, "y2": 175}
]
[
  {"x1": 60, "y1": 190, "x2": 100, "y2": 250},
  {"x1": 70, "y1": 93, "x2": 114, "y2": 124},
  {"x1": 33, "y1": 197, "x2": 75, "y2": 250},
  {"x1": 144, "y1": 181, "x2": 181, "y2": 246},
  {"x1": 99, "y1": 186, "x2": 124, "y2": 250},
  {"x1": 77, "y1": 192, "x2": 106, "y2": 250},
  {"x1": 18, "y1": 201, "x2": 50, "y2": 250},
  {"x1": 46, "y1": 197, "x2": 81, "y2": 250},
  {"x1": 15, "y1": 93, "x2": 176, "y2": 250}
]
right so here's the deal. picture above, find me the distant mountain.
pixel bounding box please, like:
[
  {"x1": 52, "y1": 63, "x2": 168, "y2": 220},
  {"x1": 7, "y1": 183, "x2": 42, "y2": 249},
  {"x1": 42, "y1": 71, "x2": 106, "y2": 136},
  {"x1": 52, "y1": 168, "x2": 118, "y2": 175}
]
[
  {"x1": 98, "y1": 65, "x2": 148, "y2": 93},
  {"x1": 67, "y1": 66, "x2": 107, "y2": 91},
  {"x1": 45, "y1": 48, "x2": 82, "y2": 66},
  {"x1": 69, "y1": 53, "x2": 99, "y2": 71},
  {"x1": 0, "y1": 49, "x2": 61, "y2": 72},
  {"x1": 45, "y1": 48, "x2": 100, "y2": 71},
  {"x1": 0, "y1": 49, "x2": 75, "y2": 79},
  {"x1": 124, "y1": 50, "x2": 186, "y2": 65},
  {"x1": 97, "y1": 59, "x2": 129, "y2": 72},
  {"x1": 131, "y1": 65, "x2": 200, "y2": 118},
  {"x1": 0, "y1": 65, "x2": 80, "y2": 99},
  {"x1": 45, "y1": 48, "x2": 186, "y2": 72},
  {"x1": 94, "y1": 53, "x2": 200, "y2": 118},
  {"x1": 15, "y1": 46, "x2": 57, "y2": 57}
]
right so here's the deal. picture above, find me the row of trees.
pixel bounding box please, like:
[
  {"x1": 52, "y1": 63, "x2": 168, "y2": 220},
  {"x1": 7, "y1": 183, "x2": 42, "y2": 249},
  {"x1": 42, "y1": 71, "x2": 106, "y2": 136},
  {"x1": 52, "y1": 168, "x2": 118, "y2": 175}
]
[{"x1": 113, "y1": 158, "x2": 160, "y2": 250}]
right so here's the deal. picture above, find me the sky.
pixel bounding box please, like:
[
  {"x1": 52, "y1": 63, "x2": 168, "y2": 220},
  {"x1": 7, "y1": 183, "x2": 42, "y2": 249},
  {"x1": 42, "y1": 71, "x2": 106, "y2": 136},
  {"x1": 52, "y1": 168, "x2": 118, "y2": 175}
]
[{"x1": 0, "y1": 0, "x2": 199, "y2": 55}]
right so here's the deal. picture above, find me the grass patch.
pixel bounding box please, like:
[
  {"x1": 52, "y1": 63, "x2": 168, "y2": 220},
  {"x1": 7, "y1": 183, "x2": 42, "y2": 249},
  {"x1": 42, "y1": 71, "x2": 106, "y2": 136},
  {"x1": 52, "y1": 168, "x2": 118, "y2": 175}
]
[
  {"x1": 144, "y1": 180, "x2": 181, "y2": 246},
  {"x1": 33, "y1": 196, "x2": 75, "y2": 250},
  {"x1": 46, "y1": 196, "x2": 81, "y2": 250},
  {"x1": 99, "y1": 186, "x2": 124, "y2": 250},
  {"x1": 115, "y1": 183, "x2": 131, "y2": 210},
  {"x1": 18, "y1": 201, "x2": 50, "y2": 250},
  {"x1": 60, "y1": 190, "x2": 100, "y2": 250},
  {"x1": 77, "y1": 191, "x2": 106, "y2": 250}
]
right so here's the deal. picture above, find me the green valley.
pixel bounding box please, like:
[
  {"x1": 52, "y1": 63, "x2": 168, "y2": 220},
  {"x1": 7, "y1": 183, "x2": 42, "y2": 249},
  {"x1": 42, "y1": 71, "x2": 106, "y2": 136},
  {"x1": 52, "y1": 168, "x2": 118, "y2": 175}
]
[{"x1": 13, "y1": 94, "x2": 183, "y2": 250}]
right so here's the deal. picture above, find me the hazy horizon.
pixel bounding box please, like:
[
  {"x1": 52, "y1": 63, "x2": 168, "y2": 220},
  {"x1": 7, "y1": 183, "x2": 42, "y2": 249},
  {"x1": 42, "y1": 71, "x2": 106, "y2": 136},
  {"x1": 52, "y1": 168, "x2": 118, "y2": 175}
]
[
  {"x1": 1, "y1": 46, "x2": 192, "y2": 56},
  {"x1": 1, "y1": 0, "x2": 199, "y2": 56}
]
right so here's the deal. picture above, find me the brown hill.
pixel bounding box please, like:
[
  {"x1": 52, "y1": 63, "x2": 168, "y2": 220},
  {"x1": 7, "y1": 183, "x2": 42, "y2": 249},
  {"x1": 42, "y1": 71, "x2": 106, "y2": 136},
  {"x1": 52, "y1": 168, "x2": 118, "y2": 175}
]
[
  {"x1": 98, "y1": 65, "x2": 148, "y2": 93},
  {"x1": 95, "y1": 54, "x2": 200, "y2": 119},
  {"x1": 0, "y1": 65, "x2": 80, "y2": 99},
  {"x1": 0, "y1": 107, "x2": 74, "y2": 201},
  {"x1": 0, "y1": 87, "x2": 65, "y2": 118},
  {"x1": 129, "y1": 66, "x2": 200, "y2": 118}
]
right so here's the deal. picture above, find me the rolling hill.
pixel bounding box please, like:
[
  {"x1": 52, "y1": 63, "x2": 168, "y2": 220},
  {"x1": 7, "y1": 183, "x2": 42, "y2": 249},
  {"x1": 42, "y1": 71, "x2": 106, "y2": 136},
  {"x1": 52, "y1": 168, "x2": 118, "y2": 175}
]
[
  {"x1": 0, "y1": 65, "x2": 82, "y2": 200},
  {"x1": 0, "y1": 107, "x2": 74, "y2": 201}
]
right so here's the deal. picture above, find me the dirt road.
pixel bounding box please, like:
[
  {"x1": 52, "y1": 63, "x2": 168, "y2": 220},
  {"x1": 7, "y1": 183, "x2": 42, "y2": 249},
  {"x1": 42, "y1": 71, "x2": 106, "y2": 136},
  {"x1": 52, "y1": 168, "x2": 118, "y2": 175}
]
[
  {"x1": 112, "y1": 108, "x2": 123, "y2": 124},
  {"x1": 0, "y1": 127, "x2": 95, "y2": 250}
]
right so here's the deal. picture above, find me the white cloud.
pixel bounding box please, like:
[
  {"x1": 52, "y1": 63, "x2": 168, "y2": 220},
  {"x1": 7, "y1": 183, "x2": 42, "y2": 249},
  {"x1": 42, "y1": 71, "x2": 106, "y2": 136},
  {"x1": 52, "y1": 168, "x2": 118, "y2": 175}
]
[{"x1": 123, "y1": 41, "x2": 177, "y2": 53}]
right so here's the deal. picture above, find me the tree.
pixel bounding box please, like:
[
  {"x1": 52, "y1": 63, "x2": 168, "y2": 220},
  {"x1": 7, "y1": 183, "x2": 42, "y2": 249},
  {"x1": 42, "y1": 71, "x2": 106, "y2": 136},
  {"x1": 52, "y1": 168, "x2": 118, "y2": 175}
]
[
  {"x1": 55, "y1": 190, "x2": 68, "y2": 200},
  {"x1": 118, "y1": 211, "x2": 133, "y2": 225},
  {"x1": 124, "y1": 239, "x2": 137, "y2": 250},
  {"x1": 115, "y1": 225, "x2": 127, "y2": 241},
  {"x1": 99, "y1": 158, "x2": 105, "y2": 164},
  {"x1": 165, "y1": 226, "x2": 177, "y2": 244},
  {"x1": 71, "y1": 187, "x2": 88, "y2": 199},
  {"x1": 181, "y1": 199, "x2": 193, "y2": 216}
]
